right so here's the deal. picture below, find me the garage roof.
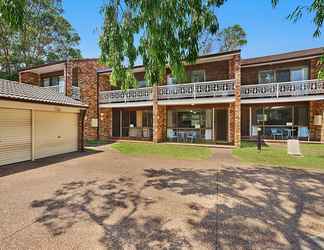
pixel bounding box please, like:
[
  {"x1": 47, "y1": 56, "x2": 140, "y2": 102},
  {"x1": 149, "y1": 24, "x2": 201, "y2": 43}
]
[{"x1": 0, "y1": 79, "x2": 87, "y2": 108}]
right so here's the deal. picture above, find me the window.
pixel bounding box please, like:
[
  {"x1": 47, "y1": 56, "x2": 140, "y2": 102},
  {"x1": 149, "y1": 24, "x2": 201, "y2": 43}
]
[
  {"x1": 264, "y1": 106, "x2": 292, "y2": 126},
  {"x1": 138, "y1": 80, "x2": 147, "y2": 88},
  {"x1": 72, "y1": 67, "x2": 78, "y2": 87},
  {"x1": 258, "y1": 67, "x2": 308, "y2": 84},
  {"x1": 42, "y1": 76, "x2": 61, "y2": 87},
  {"x1": 291, "y1": 68, "x2": 308, "y2": 81},
  {"x1": 142, "y1": 110, "x2": 153, "y2": 128},
  {"x1": 167, "y1": 74, "x2": 177, "y2": 85},
  {"x1": 191, "y1": 70, "x2": 205, "y2": 83},
  {"x1": 43, "y1": 78, "x2": 50, "y2": 87},
  {"x1": 276, "y1": 70, "x2": 290, "y2": 82},
  {"x1": 259, "y1": 71, "x2": 275, "y2": 84}
]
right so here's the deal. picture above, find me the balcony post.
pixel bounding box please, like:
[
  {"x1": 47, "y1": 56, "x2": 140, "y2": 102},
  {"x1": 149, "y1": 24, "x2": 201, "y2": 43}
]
[
  {"x1": 228, "y1": 54, "x2": 241, "y2": 147},
  {"x1": 276, "y1": 83, "x2": 279, "y2": 98},
  {"x1": 153, "y1": 85, "x2": 166, "y2": 143}
]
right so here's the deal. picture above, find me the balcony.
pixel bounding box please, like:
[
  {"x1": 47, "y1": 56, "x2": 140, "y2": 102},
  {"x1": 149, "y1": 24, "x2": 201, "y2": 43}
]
[
  {"x1": 100, "y1": 79, "x2": 236, "y2": 105},
  {"x1": 241, "y1": 79, "x2": 324, "y2": 101}
]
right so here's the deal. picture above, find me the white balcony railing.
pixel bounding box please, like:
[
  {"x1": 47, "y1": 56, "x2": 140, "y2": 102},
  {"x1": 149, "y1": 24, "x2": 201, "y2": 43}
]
[
  {"x1": 100, "y1": 87, "x2": 153, "y2": 104},
  {"x1": 99, "y1": 80, "x2": 236, "y2": 104},
  {"x1": 158, "y1": 80, "x2": 235, "y2": 100},
  {"x1": 72, "y1": 86, "x2": 81, "y2": 100},
  {"x1": 241, "y1": 79, "x2": 324, "y2": 99}
]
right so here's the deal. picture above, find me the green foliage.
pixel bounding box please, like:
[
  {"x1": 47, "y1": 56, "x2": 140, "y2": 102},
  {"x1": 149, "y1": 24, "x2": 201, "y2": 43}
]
[
  {"x1": 272, "y1": 0, "x2": 323, "y2": 37},
  {"x1": 100, "y1": 0, "x2": 226, "y2": 89},
  {"x1": 218, "y1": 24, "x2": 247, "y2": 52},
  {"x1": 0, "y1": 0, "x2": 81, "y2": 80},
  {"x1": 0, "y1": 0, "x2": 26, "y2": 29},
  {"x1": 319, "y1": 55, "x2": 324, "y2": 80}
]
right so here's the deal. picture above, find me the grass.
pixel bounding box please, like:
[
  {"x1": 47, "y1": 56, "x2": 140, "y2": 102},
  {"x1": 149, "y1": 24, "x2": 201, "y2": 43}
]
[
  {"x1": 111, "y1": 142, "x2": 213, "y2": 160},
  {"x1": 233, "y1": 141, "x2": 324, "y2": 170}
]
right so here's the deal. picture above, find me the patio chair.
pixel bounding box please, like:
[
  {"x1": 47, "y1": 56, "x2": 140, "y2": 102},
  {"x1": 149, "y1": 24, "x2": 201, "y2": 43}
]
[
  {"x1": 167, "y1": 129, "x2": 178, "y2": 142},
  {"x1": 186, "y1": 131, "x2": 198, "y2": 143},
  {"x1": 271, "y1": 128, "x2": 284, "y2": 140},
  {"x1": 298, "y1": 127, "x2": 310, "y2": 141}
]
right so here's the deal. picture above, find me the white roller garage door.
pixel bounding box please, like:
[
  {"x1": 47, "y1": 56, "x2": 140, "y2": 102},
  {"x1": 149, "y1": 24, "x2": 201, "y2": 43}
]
[
  {"x1": 34, "y1": 111, "x2": 78, "y2": 159},
  {"x1": 0, "y1": 108, "x2": 32, "y2": 165}
]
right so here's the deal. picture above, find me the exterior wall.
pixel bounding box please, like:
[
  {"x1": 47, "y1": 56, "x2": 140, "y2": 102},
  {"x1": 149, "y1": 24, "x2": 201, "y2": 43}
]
[
  {"x1": 19, "y1": 71, "x2": 40, "y2": 85},
  {"x1": 99, "y1": 107, "x2": 112, "y2": 140},
  {"x1": 65, "y1": 59, "x2": 105, "y2": 140},
  {"x1": 309, "y1": 100, "x2": 324, "y2": 142},
  {"x1": 241, "y1": 60, "x2": 310, "y2": 85},
  {"x1": 310, "y1": 58, "x2": 321, "y2": 79}
]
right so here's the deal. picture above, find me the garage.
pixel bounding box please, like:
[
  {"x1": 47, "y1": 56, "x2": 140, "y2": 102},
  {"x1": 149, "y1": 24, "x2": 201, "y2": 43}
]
[{"x1": 0, "y1": 80, "x2": 87, "y2": 166}]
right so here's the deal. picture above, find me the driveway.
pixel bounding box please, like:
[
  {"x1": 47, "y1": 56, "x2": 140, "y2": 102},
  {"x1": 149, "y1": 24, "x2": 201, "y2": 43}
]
[{"x1": 0, "y1": 146, "x2": 324, "y2": 249}]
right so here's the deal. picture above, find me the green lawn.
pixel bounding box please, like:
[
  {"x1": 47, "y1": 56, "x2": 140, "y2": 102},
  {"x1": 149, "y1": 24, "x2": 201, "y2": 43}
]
[
  {"x1": 111, "y1": 142, "x2": 213, "y2": 160},
  {"x1": 233, "y1": 141, "x2": 324, "y2": 170}
]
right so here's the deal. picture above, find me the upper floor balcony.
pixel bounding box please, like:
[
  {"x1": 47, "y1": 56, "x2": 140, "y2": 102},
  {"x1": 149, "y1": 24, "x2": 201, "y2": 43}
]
[
  {"x1": 241, "y1": 79, "x2": 324, "y2": 103},
  {"x1": 99, "y1": 79, "x2": 236, "y2": 106},
  {"x1": 99, "y1": 79, "x2": 324, "y2": 106}
]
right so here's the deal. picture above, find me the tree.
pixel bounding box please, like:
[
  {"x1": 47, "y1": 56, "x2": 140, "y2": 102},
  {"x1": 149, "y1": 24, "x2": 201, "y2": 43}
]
[
  {"x1": 217, "y1": 24, "x2": 247, "y2": 52},
  {"x1": 272, "y1": 1, "x2": 323, "y2": 79},
  {"x1": 99, "y1": 0, "x2": 225, "y2": 89},
  {"x1": 0, "y1": 0, "x2": 81, "y2": 80},
  {"x1": 0, "y1": 0, "x2": 26, "y2": 29},
  {"x1": 272, "y1": 0, "x2": 323, "y2": 37}
]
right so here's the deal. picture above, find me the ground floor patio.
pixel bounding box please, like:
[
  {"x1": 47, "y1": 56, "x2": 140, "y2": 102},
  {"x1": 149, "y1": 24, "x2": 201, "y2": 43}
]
[{"x1": 0, "y1": 145, "x2": 324, "y2": 249}]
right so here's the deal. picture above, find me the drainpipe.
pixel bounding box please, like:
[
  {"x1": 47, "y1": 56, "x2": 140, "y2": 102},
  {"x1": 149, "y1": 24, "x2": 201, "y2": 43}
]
[
  {"x1": 80, "y1": 109, "x2": 86, "y2": 151},
  {"x1": 96, "y1": 72, "x2": 100, "y2": 141}
]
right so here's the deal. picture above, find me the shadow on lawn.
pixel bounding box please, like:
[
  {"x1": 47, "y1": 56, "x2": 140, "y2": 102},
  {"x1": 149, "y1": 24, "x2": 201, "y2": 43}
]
[
  {"x1": 31, "y1": 177, "x2": 191, "y2": 250},
  {"x1": 144, "y1": 167, "x2": 324, "y2": 249}
]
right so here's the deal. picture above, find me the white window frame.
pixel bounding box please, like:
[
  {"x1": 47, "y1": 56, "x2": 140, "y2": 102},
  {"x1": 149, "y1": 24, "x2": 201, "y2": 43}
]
[{"x1": 191, "y1": 70, "x2": 206, "y2": 83}]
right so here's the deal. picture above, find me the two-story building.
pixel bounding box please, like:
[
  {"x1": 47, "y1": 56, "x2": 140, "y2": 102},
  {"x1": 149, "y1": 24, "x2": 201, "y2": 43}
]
[{"x1": 19, "y1": 47, "x2": 324, "y2": 146}]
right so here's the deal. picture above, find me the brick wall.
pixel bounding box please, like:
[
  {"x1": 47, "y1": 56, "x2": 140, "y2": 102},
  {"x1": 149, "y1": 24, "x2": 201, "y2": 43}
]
[
  {"x1": 65, "y1": 59, "x2": 105, "y2": 140},
  {"x1": 241, "y1": 60, "x2": 310, "y2": 85},
  {"x1": 99, "y1": 107, "x2": 112, "y2": 140},
  {"x1": 19, "y1": 71, "x2": 40, "y2": 85},
  {"x1": 310, "y1": 58, "x2": 321, "y2": 79},
  {"x1": 309, "y1": 100, "x2": 324, "y2": 142}
]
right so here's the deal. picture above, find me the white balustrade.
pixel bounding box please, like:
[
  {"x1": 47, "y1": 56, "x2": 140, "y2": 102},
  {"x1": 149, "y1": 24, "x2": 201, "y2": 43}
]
[
  {"x1": 158, "y1": 80, "x2": 235, "y2": 100},
  {"x1": 241, "y1": 80, "x2": 324, "y2": 99},
  {"x1": 100, "y1": 87, "x2": 153, "y2": 104}
]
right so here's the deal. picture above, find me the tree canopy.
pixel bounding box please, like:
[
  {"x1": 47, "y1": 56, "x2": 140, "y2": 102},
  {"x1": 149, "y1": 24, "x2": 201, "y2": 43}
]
[
  {"x1": 0, "y1": 0, "x2": 26, "y2": 29},
  {"x1": 272, "y1": 0, "x2": 323, "y2": 37},
  {"x1": 0, "y1": 0, "x2": 81, "y2": 80},
  {"x1": 100, "y1": 0, "x2": 226, "y2": 89}
]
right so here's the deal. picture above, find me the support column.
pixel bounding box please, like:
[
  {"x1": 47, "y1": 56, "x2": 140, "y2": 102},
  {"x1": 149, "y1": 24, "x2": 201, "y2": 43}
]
[
  {"x1": 229, "y1": 54, "x2": 241, "y2": 147},
  {"x1": 309, "y1": 101, "x2": 324, "y2": 142},
  {"x1": 79, "y1": 110, "x2": 86, "y2": 151},
  {"x1": 99, "y1": 107, "x2": 112, "y2": 140},
  {"x1": 64, "y1": 61, "x2": 73, "y2": 97},
  {"x1": 153, "y1": 85, "x2": 166, "y2": 143}
]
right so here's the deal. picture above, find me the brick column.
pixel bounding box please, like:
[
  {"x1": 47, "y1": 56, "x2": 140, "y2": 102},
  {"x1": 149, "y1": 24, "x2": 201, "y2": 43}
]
[
  {"x1": 229, "y1": 54, "x2": 241, "y2": 147},
  {"x1": 65, "y1": 61, "x2": 73, "y2": 97},
  {"x1": 99, "y1": 107, "x2": 112, "y2": 140},
  {"x1": 310, "y1": 58, "x2": 321, "y2": 79},
  {"x1": 309, "y1": 101, "x2": 324, "y2": 142},
  {"x1": 153, "y1": 85, "x2": 166, "y2": 143}
]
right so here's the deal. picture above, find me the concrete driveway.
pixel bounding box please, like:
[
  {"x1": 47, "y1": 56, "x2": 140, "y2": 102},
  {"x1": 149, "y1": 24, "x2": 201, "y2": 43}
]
[{"x1": 0, "y1": 146, "x2": 324, "y2": 250}]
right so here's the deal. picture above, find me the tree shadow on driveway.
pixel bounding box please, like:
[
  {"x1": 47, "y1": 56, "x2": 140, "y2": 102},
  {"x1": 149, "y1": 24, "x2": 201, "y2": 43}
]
[
  {"x1": 31, "y1": 177, "x2": 191, "y2": 250},
  {"x1": 144, "y1": 167, "x2": 324, "y2": 249}
]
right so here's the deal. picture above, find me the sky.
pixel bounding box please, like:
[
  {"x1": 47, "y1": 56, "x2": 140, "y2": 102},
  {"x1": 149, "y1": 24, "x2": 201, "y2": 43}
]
[{"x1": 62, "y1": 0, "x2": 323, "y2": 60}]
